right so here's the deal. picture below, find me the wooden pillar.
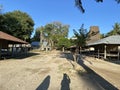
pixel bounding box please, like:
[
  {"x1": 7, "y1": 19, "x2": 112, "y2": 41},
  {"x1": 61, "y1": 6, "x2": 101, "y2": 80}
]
[
  {"x1": 0, "y1": 43, "x2": 2, "y2": 59},
  {"x1": 118, "y1": 46, "x2": 120, "y2": 60},
  {"x1": 20, "y1": 44, "x2": 22, "y2": 54},
  {"x1": 12, "y1": 44, "x2": 14, "y2": 57},
  {"x1": 104, "y1": 45, "x2": 107, "y2": 59},
  {"x1": 98, "y1": 49, "x2": 100, "y2": 59},
  {"x1": 62, "y1": 46, "x2": 65, "y2": 52},
  {"x1": 25, "y1": 44, "x2": 27, "y2": 56},
  {"x1": 14, "y1": 44, "x2": 16, "y2": 56},
  {"x1": 118, "y1": 52, "x2": 119, "y2": 60}
]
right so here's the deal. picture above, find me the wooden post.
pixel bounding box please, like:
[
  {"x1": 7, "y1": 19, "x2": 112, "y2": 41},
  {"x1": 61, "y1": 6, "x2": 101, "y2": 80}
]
[
  {"x1": 118, "y1": 46, "x2": 120, "y2": 60},
  {"x1": 118, "y1": 52, "x2": 119, "y2": 60},
  {"x1": 12, "y1": 44, "x2": 14, "y2": 57},
  {"x1": 0, "y1": 43, "x2": 2, "y2": 59},
  {"x1": 46, "y1": 47, "x2": 48, "y2": 52},
  {"x1": 25, "y1": 44, "x2": 27, "y2": 56},
  {"x1": 104, "y1": 45, "x2": 107, "y2": 59},
  {"x1": 15, "y1": 44, "x2": 17, "y2": 56},
  {"x1": 98, "y1": 49, "x2": 99, "y2": 59},
  {"x1": 62, "y1": 46, "x2": 65, "y2": 52}
]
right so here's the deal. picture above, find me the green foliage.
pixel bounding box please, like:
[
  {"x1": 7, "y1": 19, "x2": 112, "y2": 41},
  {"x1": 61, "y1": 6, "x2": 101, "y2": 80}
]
[
  {"x1": 69, "y1": 38, "x2": 76, "y2": 46},
  {"x1": 34, "y1": 21, "x2": 69, "y2": 48},
  {"x1": 0, "y1": 10, "x2": 34, "y2": 42},
  {"x1": 44, "y1": 22, "x2": 69, "y2": 37},
  {"x1": 73, "y1": 24, "x2": 88, "y2": 47},
  {"x1": 75, "y1": 0, "x2": 120, "y2": 13},
  {"x1": 45, "y1": 22, "x2": 69, "y2": 47},
  {"x1": 100, "y1": 34, "x2": 105, "y2": 39},
  {"x1": 106, "y1": 23, "x2": 120, "y2": 37},
  {"x1": 56, "y1": 37, "x2": 72, "y2": 50},
  {"x1": 32, "y1": 26, "x2": 45, "y2": 41},
  {"x1": 0, "y1": 14, "x2": 5, "y2": 31}
]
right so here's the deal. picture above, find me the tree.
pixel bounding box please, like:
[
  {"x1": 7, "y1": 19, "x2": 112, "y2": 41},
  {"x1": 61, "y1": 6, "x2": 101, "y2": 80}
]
[
  {"x1": 44, "y1": 22, "x2": 69, "y2": 48},
  {"x1": 100, "y1": 33, "x2": 105, "y2": 39},
  {"x1": 73, "y1": 24, "x2": 88, "y2": 62},
  {"x1": 33, "y1": 26, "x2": 45, "y2": 41},
  {"x1": 0, "y1": 14, "x2": 5, "y2": 30},
  {"x1": 75, "y1": 0, "x2": 120, "y2": 13},
  {"x1": 73, "y1": 24, "x2": 88, "y2": 48},
  {"x1": 0, "y1": 5, "x2": 3, "y2": 14},
  {"x1": 0, "y1": 10, "x2": 34, "y2": 42},
  {"x1": 106, "y1": 23, "x2": 120, "y2": 37},
  {"x1": 56, "y1": 37, "x2": 72, "y2": 51},
  {"x1": 33, "y1": 21, "x2": 69, "y2": 49}
]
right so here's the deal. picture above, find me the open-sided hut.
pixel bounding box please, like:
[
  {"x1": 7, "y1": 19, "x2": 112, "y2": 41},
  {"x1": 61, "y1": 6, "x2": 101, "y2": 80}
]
[
  {"x1": 87, "y1": 35, "x2": 120, "y2": 60},
  {"x1": 0, "y1": 31, "x2": 29, "y2": 59}
]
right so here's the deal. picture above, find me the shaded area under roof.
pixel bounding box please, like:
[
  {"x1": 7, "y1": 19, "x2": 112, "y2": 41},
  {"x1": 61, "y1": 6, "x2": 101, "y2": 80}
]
[
  {"x1": 87, "y1": 35, "x2": 120, "y2": 46},
  {"x1": 0, "y1": 31, "x2": 28, "y2": 44},
  {"x1": 31, "y1": 41, "x2": 40, "y2": 46}
]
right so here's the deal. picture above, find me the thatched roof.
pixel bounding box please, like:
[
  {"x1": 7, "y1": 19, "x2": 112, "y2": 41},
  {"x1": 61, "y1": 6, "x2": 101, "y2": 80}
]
[
  {"x1": 87, "y1": 35, "x2": 120, "y2": 46},
  {"x1": 0, "y1": 31, "x2": 28, "y2": 44},
  {"x1": 86, "y1": 26, "x2": 101, "y2": 44}
]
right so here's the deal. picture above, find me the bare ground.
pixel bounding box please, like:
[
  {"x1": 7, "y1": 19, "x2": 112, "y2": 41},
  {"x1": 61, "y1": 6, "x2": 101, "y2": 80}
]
[
  {"x1": 83, "y1": 56, "x2": 120, "y2": 89},
  {"x1": 0, "y1": 50, "x2": 120, "y2": 90}
]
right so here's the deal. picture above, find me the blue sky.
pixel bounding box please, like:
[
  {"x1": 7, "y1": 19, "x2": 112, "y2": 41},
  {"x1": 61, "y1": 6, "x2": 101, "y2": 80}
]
[{"x1": 0, "y1": 0, "x2": 120, "y2": 38}]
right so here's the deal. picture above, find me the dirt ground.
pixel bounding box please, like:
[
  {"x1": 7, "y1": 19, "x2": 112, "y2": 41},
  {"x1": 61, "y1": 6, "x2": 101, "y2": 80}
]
[{"x1": 0, "y1": 50, "x2": 120, "y2": 90}]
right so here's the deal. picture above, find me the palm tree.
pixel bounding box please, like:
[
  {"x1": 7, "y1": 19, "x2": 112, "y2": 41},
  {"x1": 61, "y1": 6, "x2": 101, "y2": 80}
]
[
  {"x1": 73, "y1": 24, "x2": 88, "y2": 51},
  {"x1": 75, "y1": 0, "x2": 120, "y2": 13}
]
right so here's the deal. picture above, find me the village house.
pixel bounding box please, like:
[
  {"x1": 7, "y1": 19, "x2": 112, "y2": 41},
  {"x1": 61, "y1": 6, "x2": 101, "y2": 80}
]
[
  {"x1": 87, "y1": 35, "x2": 120, "y2": 60},
  {"x1": 0, "y1": 31, "x2": 29, "y2": 59}
]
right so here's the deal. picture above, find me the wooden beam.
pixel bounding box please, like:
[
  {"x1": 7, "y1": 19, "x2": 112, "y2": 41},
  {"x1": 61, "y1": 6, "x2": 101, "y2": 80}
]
[{"x1": 104, "y1": 45, "x2": 107, "y2": 59}]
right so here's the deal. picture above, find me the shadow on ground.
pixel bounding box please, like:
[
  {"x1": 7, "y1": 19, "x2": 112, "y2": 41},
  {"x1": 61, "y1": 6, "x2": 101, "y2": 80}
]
[
  {"x1": 61, "y1": 73, "x2": 71, "y2": 90},
  {"x1": 63, "y1": 52, "x2": 119, "y2": 90},
  {"x1": 12, "y1": 52, "x2": 40, "y2": 59},
  {"x1": 0, "y1": 52, "x2": 40, "y2": 60},
  {"x1": 61, "y1": 52, "x2": 74, "y2": 60},
  {"x1": 109, "y1": 61, "x2": 120, "y2": 65},
  {"x1": 36, "y1": 75, "x2": 50, "y2": 90}
]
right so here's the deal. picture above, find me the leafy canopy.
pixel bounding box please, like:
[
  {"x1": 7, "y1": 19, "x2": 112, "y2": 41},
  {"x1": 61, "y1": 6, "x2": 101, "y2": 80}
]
[
  {"x1": 75, "y1": 0, "x2": 120, "y2": 13},
  {"x1": 105, "y1": 23, "x2": 120, "y2": 37},
  {"x1": 0, "y1": 10, "x2": 34, "y2": 42},
  {"x1": 56, "y1": 37, "x2": 72, "y2": 50},
  {"x1": 33, "y1": 21, "x2": 70, "y2": 49},
  {"x1": 73, "y1": 24, "x2": 88, "y2": 47}
]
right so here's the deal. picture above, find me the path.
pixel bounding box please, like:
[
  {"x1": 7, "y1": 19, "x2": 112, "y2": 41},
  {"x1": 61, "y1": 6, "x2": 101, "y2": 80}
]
[
  {"x1": 0, "y1": 50, "x2": 120, "y2": 90},
  {"x1": 82, "y1": 56, "x2": 120, "y2": 89}
]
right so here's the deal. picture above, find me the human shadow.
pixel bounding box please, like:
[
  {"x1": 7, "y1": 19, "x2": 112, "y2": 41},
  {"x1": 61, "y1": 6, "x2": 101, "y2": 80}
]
[
  {"x1": 77, "y1": 56, "x2": 119, "y2": 90},
  {"x1": 63, "y1": 52, "x2": 118, "y2": 90},
  {"x1": 36, "y1": 75, "x2": 50, "y2": 90},
  {"x1": 61, "y1": 73, "x2": 71, "y2": 90}
]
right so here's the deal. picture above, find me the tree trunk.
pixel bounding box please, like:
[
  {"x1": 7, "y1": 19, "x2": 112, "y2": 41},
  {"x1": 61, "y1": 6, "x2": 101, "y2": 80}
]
[
  {"x1": 49, "y1": 39, "x2": 54, "y2": 50},
  {"x1": 40, "y1": 30, "x2": 43, "y2": 50}
]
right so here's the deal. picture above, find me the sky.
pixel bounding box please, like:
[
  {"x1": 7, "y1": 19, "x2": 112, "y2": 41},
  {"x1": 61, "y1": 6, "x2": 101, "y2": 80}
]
[{"x1": 0, "y1": 0, "x2": 120, "y2": 38}]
